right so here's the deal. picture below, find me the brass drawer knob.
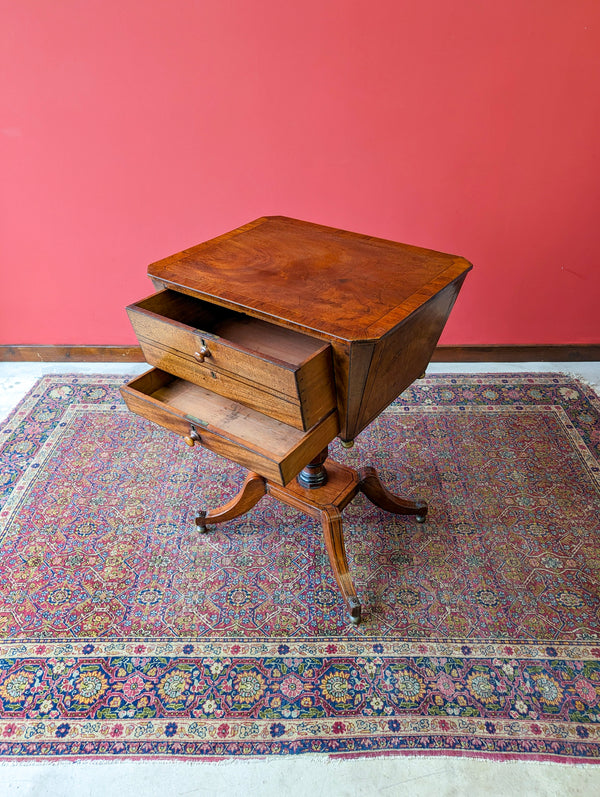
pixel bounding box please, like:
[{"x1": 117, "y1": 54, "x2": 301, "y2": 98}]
[
  {"x1": 193, "y1": 345, "x2": 211, "y2": 363},
  {"x1": 184, "y1": 427, "x2": 201, "y2": 447}
]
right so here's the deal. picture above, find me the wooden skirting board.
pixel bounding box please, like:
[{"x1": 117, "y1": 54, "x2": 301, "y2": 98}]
[
  {"x1": 0, "y1": 346, "x2": 146, "y2": 362},
  {"x1": 431, "y1": 345, "x2": 600, "y2": 362},
  {"x1": 1, "y1": 345, "x2": 599, "y2": 363}
]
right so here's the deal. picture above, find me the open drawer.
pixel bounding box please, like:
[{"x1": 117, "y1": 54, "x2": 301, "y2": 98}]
[
  {"x1": 126, "y1": 290, "x2": 336, "y2": 431},
  {"x1": 120, "y1": 369, "x2": 340, "y2": 486}
]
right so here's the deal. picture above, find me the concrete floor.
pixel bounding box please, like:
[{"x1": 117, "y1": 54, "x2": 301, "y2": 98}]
[{"x1": 1, "y1": 361, "x2": 599, "y2": 796}]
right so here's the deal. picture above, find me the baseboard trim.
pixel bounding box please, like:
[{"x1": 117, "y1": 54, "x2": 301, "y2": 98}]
[
  {"x1": 0, "y1": 344, "x2": 599, "y2": 363},
  {"x1": 0, "y1": 346, "x2": 146, "y2": 362},
  {"x1": 430, "y1": 345, "x2": 600, "y2": 362}
]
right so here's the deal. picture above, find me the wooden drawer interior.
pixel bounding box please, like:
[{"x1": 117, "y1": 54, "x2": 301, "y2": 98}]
[
  {"x1": 127, "y1": 290, "x2": 336, "y2": 430},
  {"x1": 129, "y1": 289, "x2": 327, "y2": 365},
  {"x1": 121, "y1": 369, "x2": 339, "y2": 486}
]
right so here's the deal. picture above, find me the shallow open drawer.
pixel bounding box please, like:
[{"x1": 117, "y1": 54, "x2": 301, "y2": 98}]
[
  {"x1": 120, "y1": 369, "x2": 340, "y2": 486},
  {"x1": 126, "y1": 289, "x2": 336, "y2": 430}
]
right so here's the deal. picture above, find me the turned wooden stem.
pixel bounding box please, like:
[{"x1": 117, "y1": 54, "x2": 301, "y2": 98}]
[{"x1": 296, "y1": 446, "x2": 329, "y2": 489}]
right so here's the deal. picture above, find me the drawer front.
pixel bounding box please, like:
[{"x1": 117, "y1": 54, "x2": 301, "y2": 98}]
[
  {"x1": 120, "y1": 369, "x2": 339, "y2": 487},
  {"x1": 132, "y1": 310, "x2": 299, "y2": 394},
  {"x1": 138, "y1": 338, "x2": 306, "y2": 430},
  {"x1": 127, "y1": 290, "x2": 336, "y2": 431}
]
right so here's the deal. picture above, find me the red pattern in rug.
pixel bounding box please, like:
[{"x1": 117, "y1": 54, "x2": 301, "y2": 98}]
[{"x1": 0, "y1": 373, "x2": 599, "y2": 760}]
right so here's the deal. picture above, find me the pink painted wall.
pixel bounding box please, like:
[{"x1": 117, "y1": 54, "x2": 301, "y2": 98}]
[{"x1": 2, "y1": 0, "x2": 599, "y2": 346}]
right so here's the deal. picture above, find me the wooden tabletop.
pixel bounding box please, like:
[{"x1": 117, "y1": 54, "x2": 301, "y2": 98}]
[{"x1": 148, "y1": 216, "x2": 472, "y2": 342}]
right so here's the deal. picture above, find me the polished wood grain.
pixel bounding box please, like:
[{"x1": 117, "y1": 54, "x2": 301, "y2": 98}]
[
  {"x1": 268, "y1": 460, "x2": 363, "y2": 624},
  {"x1": 136, "y1": 338, "x2": 308, "y2": 429},
  {"x1": 319, "y1": 507, "x2": 361, "y2": 624},
  {"x1": 187, "y1": 460, "x2": 362, "y2": 623},
  {"x1": 148, "y1": 216, "x2": 472, "y2": 343},
  {"x1": 129, "y1": 290, "x2": 327, "y2": 362}
]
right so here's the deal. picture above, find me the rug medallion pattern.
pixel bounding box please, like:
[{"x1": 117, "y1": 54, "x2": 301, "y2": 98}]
[{"x1": 0, "y1": 374, "x2": 599, "y2": 761}]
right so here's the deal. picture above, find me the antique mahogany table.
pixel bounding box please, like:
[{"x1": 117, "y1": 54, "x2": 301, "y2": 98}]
[{"x1": 121, "y1": 216, "x2": 471, "y2": 624}]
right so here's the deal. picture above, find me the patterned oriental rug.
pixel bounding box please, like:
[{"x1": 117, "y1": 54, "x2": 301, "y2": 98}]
[{"x1": 0, "y1": 373, "x2": 599, "y2": 763}]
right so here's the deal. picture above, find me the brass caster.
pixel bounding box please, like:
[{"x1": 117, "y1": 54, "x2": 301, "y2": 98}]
[
  {"x1": 348, "y1": 598, "x2": 362, "y2": 625},
  {"x1": 415, "y1": 501, "x2": 428, "y2": 523},
  {"x1": 195, "y1": 511, "x2": 209, "y2": 533}
]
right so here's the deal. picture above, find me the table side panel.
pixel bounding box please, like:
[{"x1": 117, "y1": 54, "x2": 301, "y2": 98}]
[
  {"x1": 331, "y1": 340, "x2": 375, "y2": 443},
  {"x1": 352, "y1": 276, "x2": 468, "y2": 438}
]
